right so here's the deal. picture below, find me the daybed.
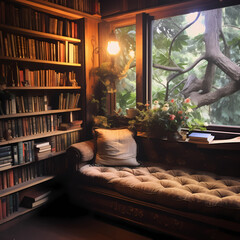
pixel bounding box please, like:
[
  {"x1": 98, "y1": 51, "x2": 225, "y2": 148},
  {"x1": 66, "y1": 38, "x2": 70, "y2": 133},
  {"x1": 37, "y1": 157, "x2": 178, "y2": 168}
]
[{"x1": 66, "y1": 129, "x2": 240, "y2": 240}]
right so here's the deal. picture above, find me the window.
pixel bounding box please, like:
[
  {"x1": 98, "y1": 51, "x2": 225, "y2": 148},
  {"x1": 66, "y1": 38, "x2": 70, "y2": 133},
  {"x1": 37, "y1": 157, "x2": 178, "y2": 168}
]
[
  {"x1": 152, "y1": 4, "x2": 240, "y2": 127},
  {"x1": 115, "y1": 25, "x2": 136, "y2": 115}
]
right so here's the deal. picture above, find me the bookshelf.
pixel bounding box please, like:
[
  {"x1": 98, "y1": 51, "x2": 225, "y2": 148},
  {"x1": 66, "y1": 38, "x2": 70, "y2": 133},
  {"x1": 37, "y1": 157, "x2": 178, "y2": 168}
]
[{"x1": 0, "y1": 0, "x2": 96, "y2": 224}]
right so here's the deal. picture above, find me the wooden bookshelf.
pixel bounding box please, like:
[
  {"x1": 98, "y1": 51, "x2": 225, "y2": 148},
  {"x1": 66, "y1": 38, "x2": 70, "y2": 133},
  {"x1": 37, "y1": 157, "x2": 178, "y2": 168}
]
[
  {"x1": 0, "y1": 0, "x2": 88, "y2": 224},
  {"x1": 0, "y1": 207, "x2": 36, "y2": 225},
  {"x1": 0, "y1": 150, "x2": 66, "y2": 172},
  {"x1": 0, "y1": 176, "x2": 54, "y2": 198},
  {"x1": 0, "y1": 57, "x2": 81, "y2": 67},
  {"x1": 10, "y1": 0, "x2": 101, "y2": 20},
  {"x1": 5, "y1": 86, "x2": 81, "y2": 90},
  {"x1": 0, "y1": 108, "x2": 81, "y2": 119},
  {"x1": 0, "y1": 24, "x2": 81, "y2": 43},
  {"x1": 0, "y1": 128, "x2": 82, "y2": 146}
]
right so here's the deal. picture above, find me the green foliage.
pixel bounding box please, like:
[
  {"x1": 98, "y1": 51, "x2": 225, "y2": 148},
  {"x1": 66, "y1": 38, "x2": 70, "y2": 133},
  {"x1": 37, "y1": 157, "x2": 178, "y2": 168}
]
[
  {"x1": 152, "y1": 5, "x2": 240, "y2": 126},
  {"x1": 130, "y1": 98, "x2": 206, "y2": 136}
]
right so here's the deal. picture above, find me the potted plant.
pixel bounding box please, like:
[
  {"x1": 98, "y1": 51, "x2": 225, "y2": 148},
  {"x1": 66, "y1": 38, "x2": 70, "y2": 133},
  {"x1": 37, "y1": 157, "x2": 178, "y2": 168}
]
[{"x1": 129, "y1": 98, "x2": 206, "y2": 140}]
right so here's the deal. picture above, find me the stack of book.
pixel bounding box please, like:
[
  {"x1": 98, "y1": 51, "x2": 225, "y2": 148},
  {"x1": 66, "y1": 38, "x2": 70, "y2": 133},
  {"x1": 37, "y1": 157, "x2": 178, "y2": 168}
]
[
  {"x1": 34, "y1": 141, "x2": 51, "y2": 160},
  {"x1": 21, "y1": 187, "x2": 51, "y2": 209},
  {"x1": 0, "y1": 145, "x2": 13, "y2": 169},
  {"x1": 188, "y1": 132, "x2": 215, "y2": 144}
]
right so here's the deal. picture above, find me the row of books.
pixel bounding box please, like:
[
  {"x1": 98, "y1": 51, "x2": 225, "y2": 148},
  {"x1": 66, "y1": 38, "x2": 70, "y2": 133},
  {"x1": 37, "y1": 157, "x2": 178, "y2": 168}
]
[
  {"x1": 0, "y1": 31, "x2": 79, "y2": 63},
  {"x1": 0, "y1": 1, "x2": 78, "y2": 38},
  {"x1": 0, "y1": 161, "x2": 52, "y2": 190},
  {"x1": 58, "y1": 93, "x2": 80, "y2": 110},
  {"x1": 0, "y1": 94, "x2": 48, "y2": 115},
  {"x1": 0, "y1": 114, "x2": 62, "y2": 141},
  {"x1": 0, "y1": 193, "x2": 19, "y2": 221},
  {"x1": 0, "y1": 64, "x2": 77, "y2": 87},
  {"x1": 0, "y1": 129, "x2": 80, "y2": 168},
  {"x1": 0, "y1": 145, "x2": 13, "y2": 169},
  {"x1": 43, "y1": 0, "x2": 100, "y2": 14},
  {"x1": 54, "y1": 131, "x2": 80, "y2": 152},
  {"x1": 0, "y1": 141, "x2": 35, "y2": 168}
]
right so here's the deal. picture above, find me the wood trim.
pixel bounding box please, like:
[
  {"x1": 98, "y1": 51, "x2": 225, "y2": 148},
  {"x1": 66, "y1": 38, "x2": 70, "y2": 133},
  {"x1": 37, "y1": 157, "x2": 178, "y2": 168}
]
[
  {"x1": 0, "y1": 24, "x2": 81, "y2": 43},
  {"x1": 0, "y1": 57, "x2": 81, "y2": 67},
  {"x1": 0, "y1": 108, "x2": 81, "y2": 119},
  {"x1": 6, "y1": 87, "x2": 81, "y2": 90},
  {"x1": 0, "y1": 128, "x2": 82, "y2": 146},
  {"x1": 10, "y1": 0, "x2": 101, "y2": 21},
  {"x1": 0, "y1": 176, "x2": 54, "y2": 198},
  {"x1": 102, "y1": 0, "x2": 240, "y2": 22},
  {"x1": 136, "y1": 14, "x2": 145, "y2": 104}
]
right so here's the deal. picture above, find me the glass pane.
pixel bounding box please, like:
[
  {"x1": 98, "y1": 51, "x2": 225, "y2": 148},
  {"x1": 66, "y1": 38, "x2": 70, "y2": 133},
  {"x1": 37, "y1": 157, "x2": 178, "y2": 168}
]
[
  {"x1": 152, "y1": 5, "x2": 240, "y2": 126},
  {"x1": 115, "y1": 25, "x2": 136, "y2": 115}
]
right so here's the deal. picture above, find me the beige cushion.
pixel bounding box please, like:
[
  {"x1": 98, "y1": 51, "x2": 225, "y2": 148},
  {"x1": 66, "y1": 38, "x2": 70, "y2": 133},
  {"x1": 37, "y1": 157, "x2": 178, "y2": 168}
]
[
  {"x1": 95, "y1": 128, "x2": 139, "y2": 166},
  {"x1": 80, "y1": 163, "x2": 240, "y2": 221}
]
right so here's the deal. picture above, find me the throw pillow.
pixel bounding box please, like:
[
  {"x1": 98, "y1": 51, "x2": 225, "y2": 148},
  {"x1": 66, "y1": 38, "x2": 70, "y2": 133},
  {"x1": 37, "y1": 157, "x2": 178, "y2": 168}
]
[{"x1": 95, "y1": 128, "x2": 139, "y2": 166}]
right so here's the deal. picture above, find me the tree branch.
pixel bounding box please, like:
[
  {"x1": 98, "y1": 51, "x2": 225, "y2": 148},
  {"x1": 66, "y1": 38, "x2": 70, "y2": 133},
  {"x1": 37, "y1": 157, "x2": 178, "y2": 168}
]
[
  {"x1": 189, "y1": 81, "x2": 240, "y2": 107},
  {"x1": 169, "y1": 12, "x2": 201, "y2": 61}
]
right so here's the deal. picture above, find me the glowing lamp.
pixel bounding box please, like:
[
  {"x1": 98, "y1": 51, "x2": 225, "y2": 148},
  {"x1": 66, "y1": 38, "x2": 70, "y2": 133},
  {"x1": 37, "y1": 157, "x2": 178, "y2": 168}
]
[
  {"x1": 107, "y1": 31, "x2": 120, "y2": 55},
  {"x1": 107, "y1": 41, "x2": 120, "y2": 55}
]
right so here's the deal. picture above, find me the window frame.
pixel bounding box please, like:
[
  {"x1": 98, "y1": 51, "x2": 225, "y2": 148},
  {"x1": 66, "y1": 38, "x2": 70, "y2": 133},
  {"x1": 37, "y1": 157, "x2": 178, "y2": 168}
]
[{"x1": 101, "y1": 0, "x2": 240, "y2": 138}]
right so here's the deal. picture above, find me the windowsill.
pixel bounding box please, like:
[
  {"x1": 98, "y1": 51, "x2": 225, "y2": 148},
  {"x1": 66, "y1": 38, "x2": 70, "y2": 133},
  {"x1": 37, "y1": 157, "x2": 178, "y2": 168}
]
[{"x1": 137, "y1": 131, "x2": 240, "y2": 150}]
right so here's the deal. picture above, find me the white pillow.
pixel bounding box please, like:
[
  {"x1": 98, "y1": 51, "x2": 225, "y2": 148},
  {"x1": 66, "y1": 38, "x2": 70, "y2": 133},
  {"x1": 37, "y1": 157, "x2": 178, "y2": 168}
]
[{"x1": 95, "y1": 128, "x2": 139, "y2": 166}]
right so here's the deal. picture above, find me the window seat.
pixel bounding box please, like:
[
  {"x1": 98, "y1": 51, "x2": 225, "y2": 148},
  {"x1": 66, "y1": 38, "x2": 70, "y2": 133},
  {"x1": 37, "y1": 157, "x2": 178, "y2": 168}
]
[{"x1": 66, "y1": 140, "x2": 240, "y2": 240}]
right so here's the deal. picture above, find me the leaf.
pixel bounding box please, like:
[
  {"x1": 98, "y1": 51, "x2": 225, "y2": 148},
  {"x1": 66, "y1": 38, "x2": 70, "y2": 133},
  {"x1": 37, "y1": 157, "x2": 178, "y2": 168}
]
[{"x1": 172, "y1": 34, "x2": 189, "y2": 52}]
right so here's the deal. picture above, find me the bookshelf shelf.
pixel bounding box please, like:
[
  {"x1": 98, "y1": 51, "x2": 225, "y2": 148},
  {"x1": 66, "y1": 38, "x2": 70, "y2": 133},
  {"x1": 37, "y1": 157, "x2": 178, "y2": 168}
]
[
  {"x1": 0, "y1": 207, "x2": 35, "y2": 225},
  {"x1": 0, "y1": 175, "x2": 54, "y2": 198},
  {"x1": 0, "y1": 150, "x2": 66, "y2": 172},
  {"x1": 0, "y1": 128, "x2": 82, "y2": 146},
  {"x1": 0, "y1": 24, "x2": 81, "y2": 43},
  {"x1": 10, "y1": 0, "x2": 101, "y2": 20},
  {"x1": 0, "y1": 108, "x2": 82, "y2": 119},
  {"x1": 0, "y1": 56, "x2": 81, "y2": 67},
  {"x1": 5, "y1": 86, "x2": 81, "y2": 90}
]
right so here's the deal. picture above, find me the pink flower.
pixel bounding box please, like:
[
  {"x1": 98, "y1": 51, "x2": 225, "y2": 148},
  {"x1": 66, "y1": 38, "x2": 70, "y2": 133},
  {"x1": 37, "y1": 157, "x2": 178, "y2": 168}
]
[
  {"x1": 169, "y1": 114, "x2": 176, "y2": 121},
  {"x1": 178, "y1": 110, "x2": 183, "y2": 115},
  {"x1": 184, "y1": 98, "x2": 190, "y2": 103},
  {"x1": 170, "y1": 99, "x2": 174, "y2": 103}
]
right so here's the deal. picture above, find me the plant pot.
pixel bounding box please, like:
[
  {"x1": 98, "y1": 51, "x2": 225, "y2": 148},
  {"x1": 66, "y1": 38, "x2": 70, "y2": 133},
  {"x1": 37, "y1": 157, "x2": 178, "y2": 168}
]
[{"x1": 166, "y1": 131, "x2": 182, "y2": 141}]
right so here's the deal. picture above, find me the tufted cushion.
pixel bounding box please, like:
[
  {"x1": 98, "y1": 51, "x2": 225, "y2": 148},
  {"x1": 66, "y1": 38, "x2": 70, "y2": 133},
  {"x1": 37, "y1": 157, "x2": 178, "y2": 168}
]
[
  {"x1": 80, "y1": 163, "x2": 240, "y2": 221},
  {"x1": 94, "y1": 128, "x2": 139, "y2": 166}
]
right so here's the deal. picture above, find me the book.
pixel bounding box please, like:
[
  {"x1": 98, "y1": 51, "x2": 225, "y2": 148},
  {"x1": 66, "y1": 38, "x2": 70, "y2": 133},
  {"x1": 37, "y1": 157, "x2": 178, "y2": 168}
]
[
  {"x1": 12, "y1": 144, "x2": 19, "y2": 165},
  {"x1": 0, "y1": 150, "x2": 12, "y2": 158},
  {"x1": 0, "y1": 145, "x2": 11, "y2": 153},
  {"x1": 21, "y1": 187, "x2": 51, "y2": 203},
  {"x1": 188, "y1": 132, "x2": 215, "y2": 143},
  {"x1": 35, "y1": 145, "x2": 51, "y2": 153},
  {"x1": 34, "y1": 142, "x2": 50, "y2": 148},
  {"x1": 22, "y1": 196, "x2": 49, "y2": 208}
]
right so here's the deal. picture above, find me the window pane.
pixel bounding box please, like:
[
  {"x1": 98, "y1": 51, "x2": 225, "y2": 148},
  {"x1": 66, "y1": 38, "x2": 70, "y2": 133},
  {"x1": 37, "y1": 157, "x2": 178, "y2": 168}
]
[
  {"x1": 115, "y1": 25, "x2": 136, "y2": 115},
  {"x1": 152, "y1": 5, "x2": 240, "y2": 126}
]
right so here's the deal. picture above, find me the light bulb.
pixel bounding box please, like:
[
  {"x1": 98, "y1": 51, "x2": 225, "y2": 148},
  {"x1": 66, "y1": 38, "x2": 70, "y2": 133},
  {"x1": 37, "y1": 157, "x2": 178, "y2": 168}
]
[{"x1": 107, "y1": 41, "x2": 120, "y2": 55}]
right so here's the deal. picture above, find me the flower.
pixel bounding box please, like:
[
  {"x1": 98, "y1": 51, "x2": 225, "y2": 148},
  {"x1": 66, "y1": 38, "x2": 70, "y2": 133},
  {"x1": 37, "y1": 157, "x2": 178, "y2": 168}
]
[
  {"x1": 162, "y1": 104, "x2": 169, "y2": 111},
  {"x1": 186, "y1": 107, "x2": 193, "y2": 113},
  {"x1": 169, "y1": 114, "x2": 176, "y2": 121},
  {"x1": 131, "y1": 98, "x2": 206, "y2": 135}
]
